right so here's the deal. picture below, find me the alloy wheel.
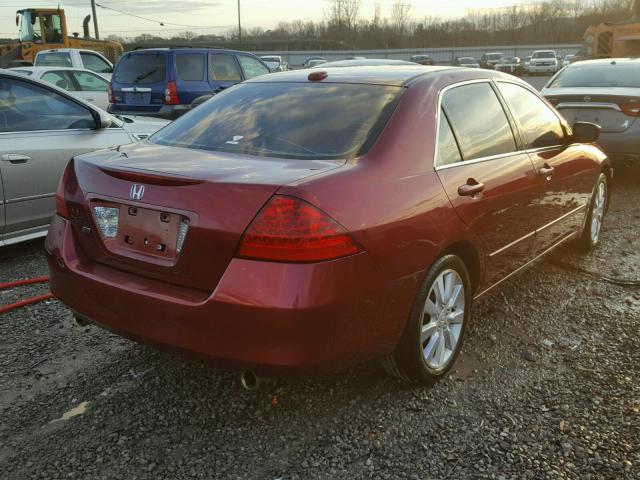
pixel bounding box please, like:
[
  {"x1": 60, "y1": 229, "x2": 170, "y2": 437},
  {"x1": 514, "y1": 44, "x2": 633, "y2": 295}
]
[
  {"x1": 590, "y1": 180, "x2": 606, "y2": 243},
  {"x1": 421, "y1": 269, "x2": 465, "y2": 370}
]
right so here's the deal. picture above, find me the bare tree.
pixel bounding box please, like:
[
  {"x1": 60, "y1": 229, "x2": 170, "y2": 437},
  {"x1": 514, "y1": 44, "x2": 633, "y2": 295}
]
[{"x1": 391, "y1": 0, "x2": 412, "y2": 35}]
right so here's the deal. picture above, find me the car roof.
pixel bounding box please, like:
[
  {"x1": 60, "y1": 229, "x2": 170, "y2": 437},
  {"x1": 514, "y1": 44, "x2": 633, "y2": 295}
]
[
  {"x1": 248, "y1": 65, "x2": 458, "y2": 87},
  {"x1": 566, "y1": 57, "x2": 640, "y2": 66},
  {"x1": 124, "y1": 48, "x2": 252, "y2": 55},
  {"x1": 320, "y1": 59, "x2": 415, "y2": 67},
  {"x1": 9, "y1": 66, "x2": 100, "y2": 74}
]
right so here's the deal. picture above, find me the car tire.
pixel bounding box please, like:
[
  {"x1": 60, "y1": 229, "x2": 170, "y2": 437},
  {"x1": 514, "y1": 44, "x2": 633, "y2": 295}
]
[
  {"x1": 381, "y1": 255, "x2": 471, "y2": 385},
  {"x1": 576, "y1": 172, "x2": 608, "y2": 252}
]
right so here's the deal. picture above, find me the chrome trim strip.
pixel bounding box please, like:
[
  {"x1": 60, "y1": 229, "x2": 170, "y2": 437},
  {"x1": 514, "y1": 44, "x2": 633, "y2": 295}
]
[
  {"x1": 557, "y1": 102, "x2": 621, "y2": 111},
  {"x1": 435, "y1": 150, "x2": 523, "y2": 171},
  {"x1": 535, "y1": 204, "x2": 586, "y2": 234},
  {"x1": 5, "y1": 193, "x2": 55, "y2": 204},
  {"x1": 474, "y1": 230, "x2": 578, "y2": 300},
  {"x1": 489, "y1": 230, "x2": 536, "y2": 258}
]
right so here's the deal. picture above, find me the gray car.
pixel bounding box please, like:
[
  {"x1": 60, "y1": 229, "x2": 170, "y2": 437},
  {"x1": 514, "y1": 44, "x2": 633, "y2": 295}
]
[
  {"x1": 541, "y1": 58, "x2": 640, "y2": 169},
  {"x1": 0, "y1": 69, "x2": 169, "y2": 247}
]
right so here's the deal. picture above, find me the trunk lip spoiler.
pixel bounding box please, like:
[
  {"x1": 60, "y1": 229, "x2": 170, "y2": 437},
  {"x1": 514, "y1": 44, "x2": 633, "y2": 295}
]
[{"x1": 98, "y1": 166, "x2": 204, "y2": 186}]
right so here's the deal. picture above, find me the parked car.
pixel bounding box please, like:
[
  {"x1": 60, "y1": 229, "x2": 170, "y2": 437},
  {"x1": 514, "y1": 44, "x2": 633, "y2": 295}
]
[
  {"x1": 260, "y1": 55, "x2": 288, "y2": 72},
  {"x1": 305, "y1": 59, "x2": 327, "y2": 68},
  {"x1": 0, "y1": 69, "x2": 168, "y2": 247},
  {"x1": 562, "y1": 54, "x2": 577, "y2": 68},
  {"x1": 410, "y1": 54, "x2": 434, "y2": 65},
  {"x1": 495, "y1": 56, "x2": 524, "y2": 76},
  {"x1": 34, "y1": 48, "x2": 114, "y2": 80},
  {"x1": 10, "y1": 66, "x2": 110, "y2": 109},
  {"x1": 453, "y1": 57, "x2": 480, "y2": 68},
  {"x1": 319, "y1": 59, "x2": 415, "y2": 68},
  {"x1": 480, "y1": 52, "x2": 503, "y2": 69},
  {"x1": 528, "y1": 50, "x2": 559, "y2": 75},
  {"x1": 542, "y1": 58, "x2": 640, "y2": 169},
  {"x1": 109, "y1": 48, "x2": 271, "y2": 120},
  {"x1": 48, "y1": 66, "x2": 610, "y2": 385},
  {"x1": 302, "y1": 56, "x2": 326, "y2": 68}
]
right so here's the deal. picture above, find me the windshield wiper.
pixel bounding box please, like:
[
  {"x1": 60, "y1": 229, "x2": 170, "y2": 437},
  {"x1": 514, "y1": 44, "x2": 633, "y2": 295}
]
[{"x1": 133, "y1": 69, "x2": 157, "y2": 83}]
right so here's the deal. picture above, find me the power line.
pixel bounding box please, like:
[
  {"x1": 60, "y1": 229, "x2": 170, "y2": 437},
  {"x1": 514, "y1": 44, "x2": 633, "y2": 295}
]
[{"x1": 95, "y1": 2, "x2": 227, "y2": 28}]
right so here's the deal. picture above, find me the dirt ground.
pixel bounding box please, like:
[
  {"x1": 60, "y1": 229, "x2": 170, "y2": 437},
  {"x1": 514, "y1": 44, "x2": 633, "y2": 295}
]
[{"x1": 1, "y1": 168, "x2": 638, "y2": 480}]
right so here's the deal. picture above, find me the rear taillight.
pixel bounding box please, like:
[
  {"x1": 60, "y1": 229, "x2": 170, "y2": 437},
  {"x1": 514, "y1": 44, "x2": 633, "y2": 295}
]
[
  {"x1": 620, "y1": 101, "x2": 640, "y2": 117},
  {"x1": 55, "y1": 161, "x2": 73, "y2": 219},
  {"x1": 108, "y1": 82, "x2": 114, "y2": 104},
  {"x1": 164, "y1": 81, "x2": 179, "y2": 105},
  {"x1": 237, "y1": 195, "x2": 361, "y2": 263}
]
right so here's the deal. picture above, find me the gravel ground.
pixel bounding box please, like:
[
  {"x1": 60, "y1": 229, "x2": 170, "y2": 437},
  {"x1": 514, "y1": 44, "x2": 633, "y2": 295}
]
[{"x1": 1, "y1": 170, "x2": 638, "y2": 480}]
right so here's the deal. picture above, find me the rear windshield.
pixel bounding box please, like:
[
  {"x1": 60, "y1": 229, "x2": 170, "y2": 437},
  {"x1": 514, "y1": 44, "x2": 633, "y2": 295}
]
[
  {"x1": 35, "y1": 52, "x2": 72, "y2": 67},
  {"x1": 151, "y1": 82, "x2": 403, "y2": 160},
  {"x1": 459, "y1": 58, "x2": 475, "y2": 64},
  {"x1": 114, "y1": 53, "x2": 166, "y2": 84},
  {"x1": 487, "y1": 54, "x2": 502, "y2": 60},
  {"x1": 549, "y1": 63, "x2": 640, "y2": 88},
  {"x1": 533, "y1": 52, "x2": 555, "y2": 58}
]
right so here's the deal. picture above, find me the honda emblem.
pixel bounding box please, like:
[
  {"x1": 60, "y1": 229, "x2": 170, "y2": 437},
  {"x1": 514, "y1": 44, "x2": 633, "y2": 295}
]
[{"x1": 130, "y1": 184, "x2": 145, "y2": 200}]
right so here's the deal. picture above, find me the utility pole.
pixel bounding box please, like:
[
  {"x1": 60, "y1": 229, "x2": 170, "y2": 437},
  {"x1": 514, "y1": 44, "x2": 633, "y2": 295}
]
[
  {"x1": 91, "y1": 0, "x2": 100, "y2": 39},
  {"x1": 237, "y1": 0, "x2": 242, "y2": 44}
]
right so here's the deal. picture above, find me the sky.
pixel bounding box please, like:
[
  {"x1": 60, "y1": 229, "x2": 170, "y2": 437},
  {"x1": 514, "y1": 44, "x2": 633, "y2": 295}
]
[{"x1": 0, "y1": 0, "x2": 553, "y2": 39}]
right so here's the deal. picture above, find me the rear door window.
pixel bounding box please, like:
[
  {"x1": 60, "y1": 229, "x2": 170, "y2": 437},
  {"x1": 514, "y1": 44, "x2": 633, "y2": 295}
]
[
  {"x1": 497, "y1": 82, "x2": 564, "y2": 149},
  {"x1": 238, "y1": 56, "x2": 270, "y2": 79},
  {"x1": 208, "y1": 54, "x2": 242, "y2": 81},
  {"x1": 442, "y1": 82, "x2": 516, "y2": 160},
  {"x1": 79, "y1": 52, "x2": 112, "y2": 74},
  {"x1": 176, "y1": 53, "x2": 205, "y2": 81},
  {"x1": 151, "y1": 82, "x2": 403, "y2": 160},
  {"x1": 41, "y1": 70, "x2": 78, "y2": 91},
  {"x1": 114, "y1": 53, "x2": 166, "y2": 84},
  {"x1": 73, "y1": 71, "x2": 109, "y2": 91}
]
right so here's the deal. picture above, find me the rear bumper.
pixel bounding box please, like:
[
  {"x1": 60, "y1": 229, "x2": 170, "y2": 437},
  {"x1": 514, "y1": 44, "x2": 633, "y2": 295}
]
[
  {"x1": 597, "y1": 131, "x2": 640, "y2": 168},
  {"x1": 108, "y1": 104, "x2": 189, "y2": 120},
  {"x1": 46, "y1": 216, "x2": 414, "y2": 375}
]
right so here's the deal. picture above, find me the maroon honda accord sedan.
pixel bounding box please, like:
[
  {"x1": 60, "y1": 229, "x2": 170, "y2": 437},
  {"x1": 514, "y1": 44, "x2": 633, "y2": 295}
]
[{"x1": 47, "y1": 66, "x2": 610, "y2": 385}]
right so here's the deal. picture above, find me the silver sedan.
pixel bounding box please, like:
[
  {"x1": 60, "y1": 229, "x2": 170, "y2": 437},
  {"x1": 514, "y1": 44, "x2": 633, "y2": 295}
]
[{"x1": 0, "y1": 69, "x2": 169, "y2": 247}]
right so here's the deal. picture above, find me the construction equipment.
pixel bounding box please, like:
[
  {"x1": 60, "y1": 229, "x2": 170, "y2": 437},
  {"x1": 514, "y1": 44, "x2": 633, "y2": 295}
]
[
  {"x1": 0, "y1": 8, "x2": 123, "y2": 68},
  {"x1": 580, "y1": 0, "x2": 640, "y2": 59}
]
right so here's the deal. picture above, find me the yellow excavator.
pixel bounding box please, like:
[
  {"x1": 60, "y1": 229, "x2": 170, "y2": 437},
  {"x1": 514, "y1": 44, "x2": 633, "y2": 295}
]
[
  {"x1": 0, "y1": 8, "x2": 123, "y2": 68},
  {"x1": 580, "y1": 0, "x2": 640, "y2": 59}
]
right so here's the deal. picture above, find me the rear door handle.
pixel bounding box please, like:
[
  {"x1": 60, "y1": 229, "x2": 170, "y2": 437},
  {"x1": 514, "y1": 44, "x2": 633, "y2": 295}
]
[
  {"x1": 458, "y1": 179, "x2": 485, "y2": 198},
  {"x1": 1, "y1": 153, "x2": 31, "y2": 164},
  {"x1": 539, "y1": 164, "x2": 555, "y2": 177}
]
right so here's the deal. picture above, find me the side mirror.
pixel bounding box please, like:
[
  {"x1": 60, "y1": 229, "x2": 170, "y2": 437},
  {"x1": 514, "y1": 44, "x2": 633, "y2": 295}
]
[
  {"x1": 572, "y1": 122, "x2": 600, "y2": 144},
  {"x1": 95, "y1": 110, "x2": 112, "y2": 129}
]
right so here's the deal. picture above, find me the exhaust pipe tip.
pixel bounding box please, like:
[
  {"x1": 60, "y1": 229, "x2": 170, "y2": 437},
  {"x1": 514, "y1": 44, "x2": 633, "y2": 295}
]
[{"x1": 240, "y1": 370, "x2": 264, "y2": 391}]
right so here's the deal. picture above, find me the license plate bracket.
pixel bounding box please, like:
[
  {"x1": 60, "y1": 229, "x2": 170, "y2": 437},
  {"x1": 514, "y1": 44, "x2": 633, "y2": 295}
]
[{"x1": 117, "y1": 205, "x2": 181, "y2": 259}]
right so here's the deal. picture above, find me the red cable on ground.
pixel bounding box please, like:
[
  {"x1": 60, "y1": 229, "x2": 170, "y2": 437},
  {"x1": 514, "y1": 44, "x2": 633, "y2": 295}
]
[
  {"x1": 0, "y1": 276, "x2": 49, "y2": 290},
  {"x1": 0, "y1": 276, "x2": 53, "y2": 315},
  {"x1": 0, "y1": 293, "x2": 55, "y2": 315}
]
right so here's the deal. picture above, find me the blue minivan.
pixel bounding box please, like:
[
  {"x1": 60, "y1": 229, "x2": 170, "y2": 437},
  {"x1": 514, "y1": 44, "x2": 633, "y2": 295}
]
[{"x1": 108, "y1": 48, "x2": 271, "y2": 119}]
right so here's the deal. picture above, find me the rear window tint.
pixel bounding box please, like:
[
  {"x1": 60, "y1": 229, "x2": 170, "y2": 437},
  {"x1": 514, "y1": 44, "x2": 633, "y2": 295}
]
[
  {"x1": 549, "y1": 63, "x2": 640, "y2": 88},
  {"x1": 151, "y1": 82, "x2": 403, "y2": 160},
  {"x1": 114, "y1": 53, "x2": 166, "y2": 84},
  {"x1": 176, "y1": 53, "x2": 205, "y2": 81},
  {"x1": 35, "y1": 52, "x2": 72, "y2": 67}
]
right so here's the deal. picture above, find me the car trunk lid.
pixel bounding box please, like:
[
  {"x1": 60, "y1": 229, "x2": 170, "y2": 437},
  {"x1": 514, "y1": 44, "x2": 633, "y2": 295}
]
[
  {"x1": 544, "y1": 87, "x2": 640, "y2": 133},
  {"x1": 68, "y1": 143, "x2": 345, "y2": 292}
]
